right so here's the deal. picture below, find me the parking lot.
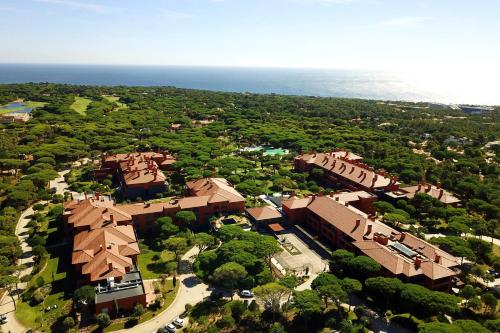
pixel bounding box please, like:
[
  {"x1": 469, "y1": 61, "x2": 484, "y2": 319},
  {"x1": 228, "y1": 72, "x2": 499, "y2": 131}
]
[{"x1": 273, "y1": 231, "x2": 329, "y2": 276}]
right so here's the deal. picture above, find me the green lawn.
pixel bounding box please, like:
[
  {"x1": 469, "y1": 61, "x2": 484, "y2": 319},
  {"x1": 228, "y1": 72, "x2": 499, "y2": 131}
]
[
  {"x1": 138, "y1": 246, "x2": 176, "y2": 280},
  {"x1": 25, "y1": 100, "x2": 47, "y2": 108},
  {"x1": 16, "y1": 245, "x2": 73, "y2": 332},
  {"x1": 102, "y1": 95, "x2": 128, "y2": 110},
  {"x1": 70, "y1": 96, "x2": 92, "y2": 115}
]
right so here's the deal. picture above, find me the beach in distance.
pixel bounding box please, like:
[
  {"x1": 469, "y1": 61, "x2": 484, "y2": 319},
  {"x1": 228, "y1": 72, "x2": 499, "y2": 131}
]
[{"x1": 1, "y1": 64, "x2": 497, "y2": 106}]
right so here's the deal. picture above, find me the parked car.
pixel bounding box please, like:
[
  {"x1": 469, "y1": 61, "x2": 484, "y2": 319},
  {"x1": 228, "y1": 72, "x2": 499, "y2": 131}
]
[
  {"x1": 0, "y1": 314, "x2": 7, "y2": 324},
  {"x1": 240, "y1": 290, "x2": 254, "y2": 298},
  {"x1": 165, "y1": 323, "x2": 176, "y2": 332},
  {"x1": 173, "y1": 318, "x2": 184, "y2": 327}
]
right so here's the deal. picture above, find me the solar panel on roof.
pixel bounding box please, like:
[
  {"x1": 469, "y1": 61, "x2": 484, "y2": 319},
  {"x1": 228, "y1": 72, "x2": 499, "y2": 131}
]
[{"x1": 390, "y1": 242, "x2": 418, "y2": 258}]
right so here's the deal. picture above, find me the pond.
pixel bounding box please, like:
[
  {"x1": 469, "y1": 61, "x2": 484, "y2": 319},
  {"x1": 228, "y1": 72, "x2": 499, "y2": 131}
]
[
  {"x1": 241, "y1": 146, "x2": 290, "y2": 156},
  {"x1": 0, "y1": 101, "x2": 33, "y2": 115}
]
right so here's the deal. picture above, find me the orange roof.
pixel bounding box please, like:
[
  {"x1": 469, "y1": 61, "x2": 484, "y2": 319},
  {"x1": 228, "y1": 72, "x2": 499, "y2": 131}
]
[
  {"x1": 400, "y1": 184, "x2": 460, "y2": 205},
  {"x1": 65, "y1": 199, "x2": 132, "y2": 230},
  {"x1": 119, "y1": 159, "x2": 166, "y2": 186},
  {"x1": 246, "y1": 206, "x2": 282, "y2": 221},
  {"x1": 186, "y1": 178, "x2": 245, "y2": 203},
  {"x1": 284, "y1": 194, "x2": 459, "y2": 280},
  {"x1": 268, "y1": 223, "x2": 285, "y2": 232},
  {"x1": 72, "y1": 225, "x2": 139, "y2": 283},
  {"x1": 296, "y1": 152, "x2": 395, "y2": 190}
]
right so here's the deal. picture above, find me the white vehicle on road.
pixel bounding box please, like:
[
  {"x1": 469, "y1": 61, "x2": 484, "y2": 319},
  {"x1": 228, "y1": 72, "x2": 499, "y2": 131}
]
[
  {"x1": 173, "y1": 318, "x2": 184, "y2": 327},
  {"x1": 240, "y1": 290, "x2": 254, "y2": 298}
]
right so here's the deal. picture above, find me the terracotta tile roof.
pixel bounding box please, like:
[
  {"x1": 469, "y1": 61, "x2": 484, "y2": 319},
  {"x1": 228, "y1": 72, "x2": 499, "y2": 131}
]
[
  {"x1": 284, "y1": 194, "x2": 459, "y2": 281},
  {"x1": 65, "y1": 199, "x2": 132, "y2": 230},
  {"x1": 400, "y1": 184, "x2": 460, "y2": 205},
  {"x1": 186, "y1": 178, "x2": 245, "y2": 203},
  {"x1": 332, "y1": 190, "x2": 376, "y2": 202},
  {"x1": 246, "y1": 206, "x2": 282, "y2": 221},
  {"x1": 268, "y1": 223, "x2": 285, "y2": 232},
  {"x1": 119, "y1": 159, "x2": 166, "y2": 186},
  {"x1": 296, "y1": 152, "x2": 396, "y2": 190},
  {"x1": 72, "y1": 225, "x2": 139, "y2": 283}
]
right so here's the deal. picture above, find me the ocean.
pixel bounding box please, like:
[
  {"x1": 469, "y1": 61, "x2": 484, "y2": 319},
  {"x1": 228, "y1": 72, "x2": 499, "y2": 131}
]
[{"x1": 0, "y1": 64, "x2": 496, "y2": 105}]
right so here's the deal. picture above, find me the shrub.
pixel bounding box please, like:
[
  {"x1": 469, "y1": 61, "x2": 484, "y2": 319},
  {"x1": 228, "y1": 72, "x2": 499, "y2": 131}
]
[
  {"x1": 62, "y1": 317, "x2": 75, "y2": 331},
  {"x1": 96, "y1": 312, "x2": 111, "y2": 328},
  {"x1": 35, "y1": 276, "x2": 45, "y2": 288},
  {"x1": 31, "y1": 288, "x2": 44, "y2": 305}
]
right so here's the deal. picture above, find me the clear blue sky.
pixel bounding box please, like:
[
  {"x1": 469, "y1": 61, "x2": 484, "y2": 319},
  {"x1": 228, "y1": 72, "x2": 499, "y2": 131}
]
[{"x1": 1, "y1": 0, "x2": 499, "y2": 73}]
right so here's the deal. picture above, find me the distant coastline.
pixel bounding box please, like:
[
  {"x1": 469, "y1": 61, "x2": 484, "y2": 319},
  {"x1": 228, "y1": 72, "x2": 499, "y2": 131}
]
[{"x1": 0, "y1": 63, "x2": 497, "y2": 106}]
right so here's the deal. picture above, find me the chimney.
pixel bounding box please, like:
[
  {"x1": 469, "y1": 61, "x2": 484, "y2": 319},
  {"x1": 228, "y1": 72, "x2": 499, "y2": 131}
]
[
  {"x1": 426, "y1": 184, "x2": 432, "y2": 192},
  {"x1": 417, "y1": 183, "x2": 422, "y2": 192},
  {"x1": 355, "y1": 219, "x2": 361, "y2": 228},
  {"x1": 95, "y1": 191, "x2": 100, "y2": 200},
  {"x1": 110, "y1": 214, "x2": 114, "y2": 224},
  {"x1": 290, "y1": 191, "x2": 296, "y2": 197},
  {"x1": 329, "y1": 191, "x2": 334, "y2": 197},
  {"x1": 108, "y1": 263, "x2": 114, "y2": 271},
  {"x1": 344, "y1": 151, "x2": 349, "y2": 157},
  {"x1": 313, "y1": 153, "x2": 317, "y2": 158},
  {"x1": 414, "y1": 257, "x2": 422, "y2": 268},
  {"x1": 435, "y1": 254, "x2": 441, "y2": 263},
  {"x1": 438, "y1": 189, "x2": 444, "y2": 200},
  {"x1": 99, "y1": 244, "x2": 103, "y2": 253},
  {"x1": 349, "y1": 166, "x2": 355, "y2": 174},
  {"x1": 365, "y1": 224, "x2": 373, "y2": 236},
  {"x1": 400, "y1": 232, "x2": 406, "y2": 242},
  {"x1": 318, "y1": 191, "x2": 324, "y2": 197},
  {"x1": 335, "y1": 196, "x2": 339, "y2": 201},
  {"x1": 84, "y1": 192, "x2": 88, "y2": 200},
  {"x1": 345, "y1": 202, "x2": 349, "y2": 207}
]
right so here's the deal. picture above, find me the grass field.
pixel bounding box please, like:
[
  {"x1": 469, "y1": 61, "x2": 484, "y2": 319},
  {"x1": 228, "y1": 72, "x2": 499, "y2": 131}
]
[
  {"x1": 16, "y1": 245, "x2": 73, "y2": 332},
  {"x1": 25, "y1": 101, "x2": 47, "y2": 108},
  {"x1": 70, "y1": 96, "x2": 92, "y2": 115},
  {"x1": 102, "y1": 95, "x2": 128, "y2": 110},
  {"x1": 138, "y1": 246, "x2": 176, "y2": 279}
]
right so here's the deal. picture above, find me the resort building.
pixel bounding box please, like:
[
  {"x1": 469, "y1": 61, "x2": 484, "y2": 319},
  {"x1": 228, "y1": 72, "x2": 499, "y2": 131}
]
[
  {"x1": 282, "y1": 193, "x2": 459, "y2": 290},
  {"x1": 0, "y1": 112, "x2": 30, "y2": 123},
  {"x1": 386, "y1": 183, "x2": 460, "y2": 207},
  {"x1": 120, "y1": 178, "x2": 246, "y2": 233},
  {"x1": 294, "y1": 151, "x2": 399, "y2": 193},
  {"x1": 246, "y1": 205, "x2": 283, "y2": 230},
  {"x1": 97, "y1": 151, "x2": 176, "y2": 200},
  {"x1": 63, "y1": 198, "x2": 146, "y2": 315}
]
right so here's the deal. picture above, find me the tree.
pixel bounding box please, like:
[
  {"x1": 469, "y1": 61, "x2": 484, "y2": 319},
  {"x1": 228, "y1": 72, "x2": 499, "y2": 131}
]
[
  {"x1": 228, "y1": 300, "x2": 246, "y2": 321},
  {"x1": 96, "y1": 312, "x2": 111, "y2": 328},
  {"x1": 312, "y1": 273, "x2": 339, "y2": 290},
  {"x1": 175, "y1": 210, "x2": 197, "y2": 228},
  {"x1": 279, "y1": 274, "x2": 299, "y2": 302},
  {"x1": 194, "y1": 232, "x2": 215, "y2": 257},
  {"x1": 132, "y1": 304, "x2": 146, "y2": 317},
  {"x1": 317, "y1": 283, "x2": 347, "y2": 309},
  {"x1": 164, "y1": 237, "x2": 188, "y2": 262},
  {"x1": 211, "y1": 262, "x2": 248, "y2": 299},
  {"x1": 268, "y1": 322, "x2": 286, "y2": 333},
  {"x1": 156, "y1": 216, "x2": 179, "y2": 237},
  {"x1": 418, "y1": 322, "x2": 461, "y2": 333},
  {"x1": 340, "y1": 278, "x2": 362, "y2": 311},
  {"x1": 62, "y1": 317, "x2": 75, "y2": 331},
  {"x1": 481, "y1": 293, "x2": 497, "y2": 314},
  {"x1": 73, "y1": 285, "x2": 96, "y2": 304},
  {"x1": 0, "y1": 275, "x2": 20, "y2": 309},
  {"x1": 459, "y1": 284, "x2": 476, "y2": 308},
  {"x1": 345, "y1": 256, "x2": 381, "y2": 279},
  {"x1": 330, "y1": 250, "x2": 354, "y2": 275},
  {"x1": 293, "y1": 290, "x2": 323, "y2": 325},
  {"x1": 253, "y1": 282, "x2": 289, "y2": 314},
  {"x1": 253, "y1": 235, "x2": 282, "y2": 275}
]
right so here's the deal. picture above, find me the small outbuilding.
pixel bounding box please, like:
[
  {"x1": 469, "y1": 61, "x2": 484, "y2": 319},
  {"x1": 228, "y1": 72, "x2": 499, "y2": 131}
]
[{"x1": 246, "y1": 206, "x2": 282, "y2": 229}]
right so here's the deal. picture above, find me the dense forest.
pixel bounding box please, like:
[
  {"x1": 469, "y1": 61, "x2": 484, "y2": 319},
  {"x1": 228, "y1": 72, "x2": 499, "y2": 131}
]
[{"x1": 0, "y1": 83, "x2": 498, "y2": 333}]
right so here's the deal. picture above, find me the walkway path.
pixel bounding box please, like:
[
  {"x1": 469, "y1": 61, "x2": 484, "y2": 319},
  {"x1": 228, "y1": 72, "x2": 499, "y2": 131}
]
[
  {"x1": 114, "y1": 246, "x2": 211, "y2": 333},
  {"x1": 0, "y1": 170, "x2": 71, "y2": 333}
]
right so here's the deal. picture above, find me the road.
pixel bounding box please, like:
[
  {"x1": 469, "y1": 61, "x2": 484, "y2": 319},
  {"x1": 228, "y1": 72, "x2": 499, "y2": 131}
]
[
  {"x1": 0, "y1": 202, "x2": 46, "y2": 333},
  {"x1": 425, "y1": 232, "x2": 500, "y2": 247},
  {"x1": 114, "y1": 247, "x2": 212, "y2": 333},
  {"x1": 0, "y1": 170, "x2": 72, "y2": 333}
]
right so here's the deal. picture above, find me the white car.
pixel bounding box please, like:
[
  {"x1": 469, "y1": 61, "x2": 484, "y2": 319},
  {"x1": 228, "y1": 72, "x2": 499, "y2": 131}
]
[
  {"x1": 240, "y1": 290, "x2": 254, "y2": 298},
  {"x1": 173, "y1": 318, "x2": 184, "y2": 327},
  {"x1": 165, "y1": 323, "x2": 176, "y2": 332}
]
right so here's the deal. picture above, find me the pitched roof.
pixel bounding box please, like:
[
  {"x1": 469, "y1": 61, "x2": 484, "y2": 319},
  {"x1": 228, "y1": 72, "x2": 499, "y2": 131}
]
[
  {"x1": 246, "y1": 206, "x2": 282, "y2": 221},
  {"x1": 295, "y1": 152, "x2": 395, "y2": 189},
  {"x1": 284, "y1": 194, "x2": 459, "y2": 280},
  {"x1": 400, "y1": 184, "x2": 460, "y2": 205},
  {"x1": 65, "y1": 199, "x2": 132, "y2": 230},
  {"x1": 72, "y1": 225, "x2": 140, "y2": 283},
  {"x1": 186, "y1": 178, "x2": 245, "y2": 203}
]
